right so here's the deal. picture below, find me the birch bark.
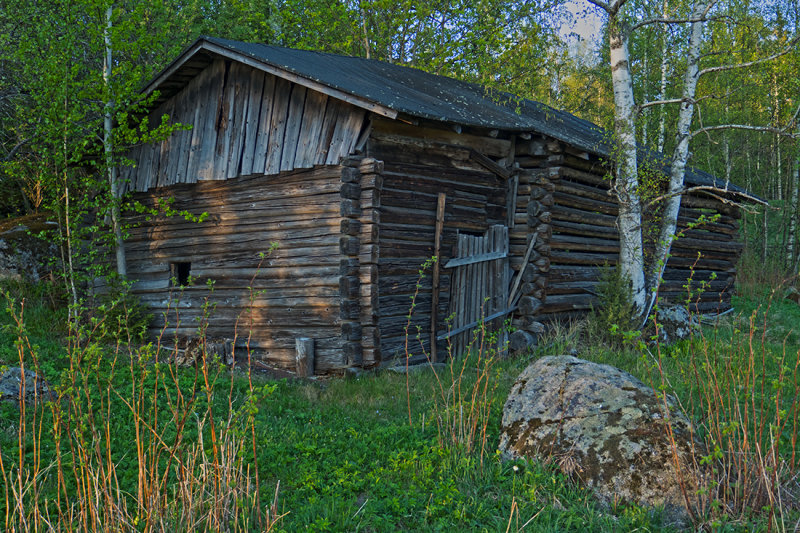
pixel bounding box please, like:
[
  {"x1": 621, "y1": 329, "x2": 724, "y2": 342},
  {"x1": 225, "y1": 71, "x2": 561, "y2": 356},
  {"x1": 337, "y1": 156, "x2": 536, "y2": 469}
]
[
  {"x1": 646, "y1": 0, "x2": 712, "y2": 304},
  {"x1": 608, "y1": 16, "x2": 647, "y2": 310},
  {"x1": 104, "y1": 5, "x2": 127, "y2": 277}
]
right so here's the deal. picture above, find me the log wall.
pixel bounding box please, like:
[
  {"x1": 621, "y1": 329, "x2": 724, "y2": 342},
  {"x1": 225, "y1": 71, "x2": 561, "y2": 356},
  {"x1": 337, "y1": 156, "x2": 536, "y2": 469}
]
[
  {"x1": 122, "y1": 58, "x2": 366, "y2": 193},
  {"x1": 512, "y1": 141, "x2": 742, "y2": 325},
  {"x1": 125, "y1": 166, "x2": 350, "y2": 372},
  {"x1": 365, "y1": 117, "x2": 508, "y2": 361}
]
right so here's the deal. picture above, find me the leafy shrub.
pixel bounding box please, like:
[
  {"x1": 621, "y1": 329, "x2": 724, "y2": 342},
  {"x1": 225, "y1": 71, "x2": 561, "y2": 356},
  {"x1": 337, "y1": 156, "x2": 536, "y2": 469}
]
[
  {"x1": 89, "y1": 283, "x2": 152, "y2": 343},
  {"x1": 585, "y1": 264, "x2": 639, "y2": 348}
]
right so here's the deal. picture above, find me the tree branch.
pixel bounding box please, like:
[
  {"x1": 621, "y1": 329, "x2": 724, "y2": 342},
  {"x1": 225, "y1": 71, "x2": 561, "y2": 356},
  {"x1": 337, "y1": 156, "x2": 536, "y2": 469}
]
[
  {"x1": 639, "y1": 91, "x2": 734, "y2": 113},
  {"x1": 586, "y1": 0, "x2": 611, "y2": 13},
  {"x1": 2, "y1": 139, "x2": 28, "y2": 162},
  {"x1": 638, "y1": 98, "x2": 685, "y2": 111},
  {"x1": 630, "y1": 15, "x2": 712, "y2": 32},
  {"x1": 644, "y1": 184, "x2": 767, "y2": 209},
  {"x1": 689, "y1": 124, "x2": 799, "y2": 139},
  {"x1": 698, "y1": 36, "x2": 800, "y2": 77}
]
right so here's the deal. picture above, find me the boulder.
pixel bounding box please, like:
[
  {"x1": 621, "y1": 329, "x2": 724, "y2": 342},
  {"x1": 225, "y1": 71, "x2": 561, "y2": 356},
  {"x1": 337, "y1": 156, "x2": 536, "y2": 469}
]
[
  {"x1": 508, "y1": 329, "x2": 536, "y2": 353},
  {"x1": 654, "y1": 305, "x2": 699, "y2": 344},
  {"x1": 0, "y1": 367, "x2": 54, "y2": 404},
  {"x1": 0, "y1": 218, "x2": 60, "y2": 282},
  {"x1": 499, "y1": 355, "x2": 700, "y2": 526}
]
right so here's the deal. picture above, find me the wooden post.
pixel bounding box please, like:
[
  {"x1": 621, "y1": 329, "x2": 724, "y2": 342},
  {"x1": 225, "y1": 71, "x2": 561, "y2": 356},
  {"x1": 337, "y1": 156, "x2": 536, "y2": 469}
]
[
  {"x1": 430, "y1": 193, "x2": 446, "y2": 363},
  {"x1": 295, "y1": 338, "x2": 315, "y2": 377}
]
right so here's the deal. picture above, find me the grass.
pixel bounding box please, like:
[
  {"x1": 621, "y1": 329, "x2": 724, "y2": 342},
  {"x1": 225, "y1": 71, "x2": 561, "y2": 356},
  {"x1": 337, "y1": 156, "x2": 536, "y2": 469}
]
[
  {"x1": 0, "y1": 281, "x2": 674, "y2": 532},
  {"x1": 2, "y1": 274, "x2": 800, "y2": 531}
]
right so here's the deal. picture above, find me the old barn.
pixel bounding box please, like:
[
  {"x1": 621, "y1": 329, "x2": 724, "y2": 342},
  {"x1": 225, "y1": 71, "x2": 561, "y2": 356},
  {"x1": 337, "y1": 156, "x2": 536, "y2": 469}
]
[{"x1": 121, "y1": 36, "x2": 753, "y2": 373}]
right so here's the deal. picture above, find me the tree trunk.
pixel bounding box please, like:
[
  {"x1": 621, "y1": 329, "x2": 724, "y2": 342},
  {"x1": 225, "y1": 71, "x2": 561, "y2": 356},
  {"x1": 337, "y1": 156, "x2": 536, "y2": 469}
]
[
  {"x1": 608, "y1": 18, "x2": 646, "y2": 310},
  {"x1": 646, "y1": 0, "x2": 709, "y2": 306},
  {"x1": 104, "y1": 5, "x2": 126, "y2": 277},
  {"x1": 788, "y1": 158, "x2": 798, "y2": 269},
  {"x1": 657, "y1": 0, "x2": 669, "y2": 154}
]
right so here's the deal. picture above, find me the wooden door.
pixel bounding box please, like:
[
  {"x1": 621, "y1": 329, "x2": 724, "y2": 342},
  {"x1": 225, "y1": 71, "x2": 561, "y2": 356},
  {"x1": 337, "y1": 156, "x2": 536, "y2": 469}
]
[{"x1": 440, "y1": 225, "x2": 510, "y2": 358}]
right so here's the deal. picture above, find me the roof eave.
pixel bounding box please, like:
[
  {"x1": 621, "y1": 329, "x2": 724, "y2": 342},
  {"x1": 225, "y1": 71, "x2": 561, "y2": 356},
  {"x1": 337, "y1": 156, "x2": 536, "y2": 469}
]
[{"x1": 145, "y1": 37, "x2": 399, "y2": 120}]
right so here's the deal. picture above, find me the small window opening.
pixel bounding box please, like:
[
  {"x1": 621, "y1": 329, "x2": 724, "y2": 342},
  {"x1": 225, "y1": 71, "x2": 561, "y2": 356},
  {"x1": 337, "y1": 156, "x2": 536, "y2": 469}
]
[{"x1": 170, "y1": 262, "x2": 191, "y2": 286}]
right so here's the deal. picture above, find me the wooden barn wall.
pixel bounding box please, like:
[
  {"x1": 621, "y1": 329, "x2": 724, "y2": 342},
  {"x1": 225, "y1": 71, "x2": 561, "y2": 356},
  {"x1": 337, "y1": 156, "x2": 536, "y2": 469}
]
[
  {"x1": 122, "y1": 57, "x2": 366, "y2": 192},
  {"x1": 124, "y1": 166, "x2": 350, "y2": 372},
  {"x1": 365, "y1": 117, "x2": 508, "y2": 361},
  {"x1": 512, "y1": 141, "x2": 742, "y2": 324}
]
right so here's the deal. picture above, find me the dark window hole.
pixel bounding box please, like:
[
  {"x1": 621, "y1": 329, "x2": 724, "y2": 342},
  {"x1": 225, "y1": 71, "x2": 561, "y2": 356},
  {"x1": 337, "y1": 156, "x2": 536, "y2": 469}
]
[{"x1": 171, "y1": 262, "x2": 191, "y2": 286}]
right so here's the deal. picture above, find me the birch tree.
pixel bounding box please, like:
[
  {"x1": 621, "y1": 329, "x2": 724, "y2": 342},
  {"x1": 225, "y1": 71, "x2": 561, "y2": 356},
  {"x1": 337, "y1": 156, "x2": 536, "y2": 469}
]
[{"x1": 587, "y1": 0, "x2": 798, "y2": 315}]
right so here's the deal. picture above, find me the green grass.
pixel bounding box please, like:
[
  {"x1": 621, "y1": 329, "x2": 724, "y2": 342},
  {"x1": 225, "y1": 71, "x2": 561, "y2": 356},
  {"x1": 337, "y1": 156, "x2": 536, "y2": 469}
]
[
  {"x1": 0, "y1": 285, "x2": 679, "y2": 532},
  {"x1": 3, "y1": 277, "x2": 799, "y2": 531}
]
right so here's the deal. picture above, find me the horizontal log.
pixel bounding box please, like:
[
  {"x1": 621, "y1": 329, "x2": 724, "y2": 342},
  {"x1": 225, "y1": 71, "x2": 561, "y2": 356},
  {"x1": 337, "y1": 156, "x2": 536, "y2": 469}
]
[
  {"x1": 552, "y1": 219, "x2": 618, "y2": 239},
  {"x1": 550, "y1": 250, "x2": 618, "y2": 266},
  {"x1": 550, "y1": 234, "x2": 619, "y2": 253},
  {"x1": 371, "y1": 116, "x2": 512, "y2": 157},
  {"x1": 540, "y1": 293, "x2": 597, "y2": 313},
  {"x1": 551, "y1": 205, "x2": 617, "y2": 227},
  {"x1": 553, "y1": 191, "x2": 618, "y2": 215}
]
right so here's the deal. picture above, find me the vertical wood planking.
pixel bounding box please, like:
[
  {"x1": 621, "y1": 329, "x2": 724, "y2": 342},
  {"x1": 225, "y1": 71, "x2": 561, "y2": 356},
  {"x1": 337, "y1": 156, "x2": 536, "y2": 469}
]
[
  {"x1": 220, "y1": 63, "x2": 250, "y2": 179},
  {"x1": 156, "y1": 99, "x2": 175, "y2": 188},
  {"x1": 226, "y1": 63, "x2": 251, "y2": 179},
  {"x1": 213, "y1": 61, "x2": 236, "y2": 180},
  {"x1": 196, "y1": 59, "x2": 225, "y2": 182},
  {"x1": 295, "y1": 90, "x2": 328, "y2": 168},
  {"x1": 184, "y1": 65, "x2": 209, "y2": 183},
  {"x1": 137, "y1": 142, "x2": 154, "y2": 191},
  {"x1": 315, "y1": 99, "x2": 341, "y2": 165},
  {"x1": 168, "y1": 78, "x2": 190, "y2": 184},
  {"x1": 265, "y1": 77, "x2": 291, "y2": 175},
  {"x1": 252, "y1": 73, "x2": 275, "y2": 174},
  {"x1": 341, "y1": 109, "x2": 367, "y2": 159},
  {"x1": 280, "y1": 84, "x2": 307, "y2": 171},
  {"x1": 126, "y1": 61, "x2": 370, "y2": 191},
  {"x1": 240, "y1": 68, "x2": 265, "y2": 176},
  {"x1": 327, "y1": 108, "x2": 366, "y2": 165}
]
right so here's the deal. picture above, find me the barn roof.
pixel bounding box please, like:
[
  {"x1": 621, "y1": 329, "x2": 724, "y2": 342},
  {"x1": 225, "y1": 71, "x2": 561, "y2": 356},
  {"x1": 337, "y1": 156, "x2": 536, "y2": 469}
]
[{"x1": 145, "y1": 36, "x2": 758, "y2": 201}]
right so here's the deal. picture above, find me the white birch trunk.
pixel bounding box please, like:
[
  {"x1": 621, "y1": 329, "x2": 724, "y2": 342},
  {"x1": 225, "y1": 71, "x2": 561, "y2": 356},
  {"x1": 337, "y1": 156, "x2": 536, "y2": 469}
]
[
  {"x1": 609, "y1": 19, "x2": 646, "y2": 310},
  {"x1": 104, "y1": 5, "x2": 126, "y2": 277},
  {"x1": 646, "y1": 0, "x2": 708, "y2": 301},
  {"x1": 657, "y1": 0, "x2": 669, "y2": 154},
  {"x1": 788, "y1": 159, "x2": 798, "y2": 268}
]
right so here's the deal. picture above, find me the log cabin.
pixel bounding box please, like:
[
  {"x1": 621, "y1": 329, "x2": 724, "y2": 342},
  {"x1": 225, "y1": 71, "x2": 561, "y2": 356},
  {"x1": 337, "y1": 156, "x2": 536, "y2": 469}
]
[{"x1": 121, "y1": 36, "x2": 758, "y2": 373}]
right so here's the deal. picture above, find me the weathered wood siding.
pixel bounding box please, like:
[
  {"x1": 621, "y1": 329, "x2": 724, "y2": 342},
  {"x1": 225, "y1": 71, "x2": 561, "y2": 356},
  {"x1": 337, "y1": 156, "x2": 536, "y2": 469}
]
[
  {"x1": 122, "y1": 58, "x2": 366, "y2": 192},
  {"x1": 125, "y1": 167, "x2": 350, "y2": 371},
  {"x1": 366, "y1": 117, "x2": 508, "y2": 361}
]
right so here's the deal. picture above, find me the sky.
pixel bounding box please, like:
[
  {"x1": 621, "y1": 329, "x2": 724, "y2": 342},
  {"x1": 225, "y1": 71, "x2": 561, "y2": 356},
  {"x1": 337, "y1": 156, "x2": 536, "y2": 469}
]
[{"x1": 558, "y1": 0, "x2": 605, "y2": 47}]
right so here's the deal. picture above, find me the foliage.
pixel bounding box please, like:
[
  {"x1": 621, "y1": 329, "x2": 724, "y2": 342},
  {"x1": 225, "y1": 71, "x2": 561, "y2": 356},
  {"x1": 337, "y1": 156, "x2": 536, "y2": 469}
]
[{"x1": 585, "y1": 264, "x2": 639, "y2": 348}]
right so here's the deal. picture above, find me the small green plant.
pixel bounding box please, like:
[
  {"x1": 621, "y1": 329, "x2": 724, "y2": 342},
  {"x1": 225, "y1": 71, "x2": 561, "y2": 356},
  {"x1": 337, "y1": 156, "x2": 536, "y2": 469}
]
[
  {"x1": 586, "y1": 264, "x2": 639, "y2": 348},
  {"x1": 89, "y1": 282, "x2": 152, "y2": 344}
]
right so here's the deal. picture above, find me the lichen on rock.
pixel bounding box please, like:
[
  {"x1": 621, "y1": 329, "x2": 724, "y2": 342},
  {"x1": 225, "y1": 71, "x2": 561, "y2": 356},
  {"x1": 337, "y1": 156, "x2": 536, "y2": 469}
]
[{"x1": 499, "y1": 355, "x2": 702, "y2": 526}]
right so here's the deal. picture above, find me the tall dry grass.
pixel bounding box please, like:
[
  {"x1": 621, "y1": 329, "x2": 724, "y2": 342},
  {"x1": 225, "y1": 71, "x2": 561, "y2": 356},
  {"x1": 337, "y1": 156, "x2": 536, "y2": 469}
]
[
  {"x1": 650, "y1": 294, "x2": 800, "y2": 530},
  {"x1": 403, "y1": 261, "x2": 506, "y2": 465},
  {"x1": 0, "y1": 285, "x2": 285, "y2": 532}
]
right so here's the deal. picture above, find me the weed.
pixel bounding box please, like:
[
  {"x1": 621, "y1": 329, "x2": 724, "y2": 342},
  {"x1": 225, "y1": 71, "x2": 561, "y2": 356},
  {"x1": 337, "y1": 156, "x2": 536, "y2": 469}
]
[{"x1": 585, "y1": 264, "x2": 639, "y2": 348}]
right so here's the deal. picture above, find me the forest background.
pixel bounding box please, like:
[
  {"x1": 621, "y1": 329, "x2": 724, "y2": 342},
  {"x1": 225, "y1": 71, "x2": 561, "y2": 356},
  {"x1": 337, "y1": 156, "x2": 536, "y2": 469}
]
[{"x1": 1, "y1": 0, "x2": 798, "y2": 285}]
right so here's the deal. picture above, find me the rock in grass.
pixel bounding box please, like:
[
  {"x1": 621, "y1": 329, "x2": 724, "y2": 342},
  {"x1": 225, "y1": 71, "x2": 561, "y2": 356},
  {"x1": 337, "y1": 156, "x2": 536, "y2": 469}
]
[
  {"x1": 508, "y1": 329, "x2": 536, "y2": 353},
  {"x1": 498, "y1": 355, "x2": 701, "y2": 527},
  {"x1": 0, "y1": 216, "x2": 60, "y2": 283},
  {"x1": 654, "y1": 305, "x2": 699, "y2": 344},
  {"x1": 0, "y1": 367, "x2": 53, "y2": 404}
]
